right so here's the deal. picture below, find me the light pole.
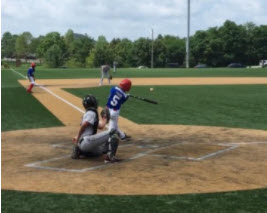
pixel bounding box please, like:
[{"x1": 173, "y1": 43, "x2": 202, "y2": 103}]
[
  {"x1": 186, "y1": 0, "x2": 190, "y2": 68},
  {"x1": 151, "y1": 28, "x2": 154, "y2": 69}
]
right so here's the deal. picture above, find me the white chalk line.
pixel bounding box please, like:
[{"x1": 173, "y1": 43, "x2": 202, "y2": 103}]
[
  {"x1": 25, "y1": 143, "x2": 137, "y2": 172},
  {"x1": 194, "y1": 145, "x2": 239, "y2": 160},
  {"x1": 25, "y1": 155, "x2": 111, "y2": 173},
  {"x1": 149, "y1": 154, "x2": 196, "y2": 161},
  {"x1": 24, "y1": 141, "x2": 267, "y2": 172},
  {"x1": 10, "y1": 68, "x2": 85, "y2": 114},
  {"x1": 219, "y1": 141, "x2": 267, "y2": 146},
  {"x1": 149, "y1": 144, "x2": 239, "y2": 161},
  {"x1": 25, "y1": 143, "x2": 175, "y2": 172},
  {"x1": 149, "y1": 141, "x2": 267, "y2": 161}
]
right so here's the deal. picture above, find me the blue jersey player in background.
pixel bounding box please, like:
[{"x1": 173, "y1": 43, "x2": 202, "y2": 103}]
[
  {"x1": 27, "y1": 63, "x2": 36, "y2": 93},
  {"x1": 106, "y1": 79, "x2": 132, "y2": 141}
]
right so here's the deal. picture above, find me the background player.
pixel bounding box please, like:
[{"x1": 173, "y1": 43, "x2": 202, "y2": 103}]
[
  {"x1": 26, "y1": 62, "x2": 36, "y2": 93},
  {"x1": 72, "y1": 94, "x2": 120, "y2": 163},
  {"x1": 99, "y1": 64, "x2": 112, "y2": 86},
  {"x1": 106, "y1": 78, "x2": 132, "y2": 141}
]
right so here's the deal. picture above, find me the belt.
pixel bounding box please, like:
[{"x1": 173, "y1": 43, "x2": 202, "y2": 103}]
[{"x1": 108, "y1": 107, "x2": 117, "y2": 111}]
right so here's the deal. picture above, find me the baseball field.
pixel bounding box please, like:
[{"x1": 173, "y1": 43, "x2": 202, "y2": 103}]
[{"x1": 2, "y1": 67, "x2": 267, "y2": 212}]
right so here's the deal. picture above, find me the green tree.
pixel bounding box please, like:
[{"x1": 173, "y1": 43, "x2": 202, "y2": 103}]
[
  {"x1": 87, "y1": 36, "x2": 113, "y2": 67},
  {"x1": 1, "y1": 32, "x2": 17, "y2": 58},
  {"x1": 44, "y1": 44, "x2": 63, "y2": 67},
  {"x1": 64, "y1": 29, "x2": 74, "y2": 46},
  {"x1": 15, "y1": 32, "x2": 33, "y2": 58},
  {"x1": 244, "y1": 22, "x2": 258, "y2": 65},
  {"x1": 28, "y1": 36, "x2": 43, "y2": 56},
  {"x1": 113, "y1": 38, "x2": 133, "y2": 67},
  {"x1": 131, "y1": 38, "x2": 151, "y2": 67},
  {"x1": 37, "y1": 32, "x2": 67, "y2": 67},
  {"x1": 86, "y1": 48, "x2": 96, "y2": 68},
  {"x1": 190, "y1": 30, "x2": 209, "y2": 65},
  {"x1": 64, "y1": 29, "x2": 74, "y2": 59},
  {"x1": 218, "y1": 20, "x2": 247, "y2": 65},
  {"x1": 162, "y1": 35, "x2": 185, "y2": 66},
  {"x1": 252, "y1": 25, "x2": 267, "y2": 62},
  {"x1": 68, "y1": 35, "x2": 95, "y2": 67},
  {"x1": 205, "y1": 36, "x2": 224, "y2": 66},
  {"x1": 153, "y1": 36, "x2": 167, "y2": 67}
]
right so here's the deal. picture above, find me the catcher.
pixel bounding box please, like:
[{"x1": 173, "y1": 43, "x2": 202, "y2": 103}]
[
  {"x1": 99, "y1": 64, "x2": 112, "y2": 86},
  {"x1": 71, "y1": 94, "x2": 120, "y2": 163}
]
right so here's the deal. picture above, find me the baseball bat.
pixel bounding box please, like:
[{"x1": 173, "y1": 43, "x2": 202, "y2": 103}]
[{"x1": 128, "y1": 94, "x2": 158, "y2": 104}]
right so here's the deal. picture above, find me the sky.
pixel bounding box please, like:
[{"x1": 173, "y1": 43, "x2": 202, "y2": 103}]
[{"x1": 1, "y1": 0, "x2": 267, "y2": 41}]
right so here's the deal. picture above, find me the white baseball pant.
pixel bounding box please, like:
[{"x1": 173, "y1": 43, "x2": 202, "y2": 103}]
[{"x1": 108, "y1": 108, "x2": 126, "y2": 139}]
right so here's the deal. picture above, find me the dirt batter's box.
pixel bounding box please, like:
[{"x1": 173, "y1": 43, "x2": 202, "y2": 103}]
[{"x1": 24, "y1": 141, "x2": 245, "y2": 172}]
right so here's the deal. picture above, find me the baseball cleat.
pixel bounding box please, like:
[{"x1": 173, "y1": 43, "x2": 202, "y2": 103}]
[
  {"x1": 121, "y1": 134, "x2": 131, "y2": 141},
  {"x1": 104, "y1": 155, "x2": 122, "y2": 163}
]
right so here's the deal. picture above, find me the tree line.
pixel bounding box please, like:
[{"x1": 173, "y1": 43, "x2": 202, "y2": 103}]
[{"x1": 1, "y1": 20, "x2": 267, "y2": 68}]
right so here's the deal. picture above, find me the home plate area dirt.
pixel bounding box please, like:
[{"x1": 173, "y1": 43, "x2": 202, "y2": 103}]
[{"x1": 2, "y1": 78, "x2": 267, "y2": 195}]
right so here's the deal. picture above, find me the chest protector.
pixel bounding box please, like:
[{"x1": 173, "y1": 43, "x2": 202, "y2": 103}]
[{"x1": 87, "y1": 108, "x2": 99, "y2": 135}]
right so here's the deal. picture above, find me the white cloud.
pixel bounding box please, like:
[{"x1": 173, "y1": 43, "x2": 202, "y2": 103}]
[{"x1": 1, "y1": 0, "x2": 267, "y2": 40}]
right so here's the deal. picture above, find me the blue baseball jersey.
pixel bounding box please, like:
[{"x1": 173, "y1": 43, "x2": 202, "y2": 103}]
[
  {"x1": 107, "y1": 86, "x2": 128, "y2": 110},
  {"x1": 27, "y1": 67, "x2": 35, "y2": 77}
]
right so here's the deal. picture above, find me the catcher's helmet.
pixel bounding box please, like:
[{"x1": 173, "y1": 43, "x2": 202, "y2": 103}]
[
  {"x1": 31, "y1": 62, "x2": 36, "y2": 68},
  {"x1": 119, "y1": 79, "x2": 132, "y2": 91},
  {"x1": 83, "y1": 94, "x2": 98, "y2": 110}
]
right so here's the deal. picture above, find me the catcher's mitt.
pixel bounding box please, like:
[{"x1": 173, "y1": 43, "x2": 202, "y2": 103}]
[{"x1": 100, "y1": 108, "x2": 110, "y2": 123}]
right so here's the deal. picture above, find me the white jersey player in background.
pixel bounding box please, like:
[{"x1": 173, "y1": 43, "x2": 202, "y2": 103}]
[{"x1": 99, "y1": 64, "x2": 112, "y2": 86}]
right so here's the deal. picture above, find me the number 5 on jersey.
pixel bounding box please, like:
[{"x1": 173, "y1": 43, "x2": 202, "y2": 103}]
[{"x1": 111, "y1": 95, "x2": 120, "y2": 106}]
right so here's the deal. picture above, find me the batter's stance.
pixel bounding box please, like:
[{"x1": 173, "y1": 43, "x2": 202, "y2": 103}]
[
  {"x1": 27, "y1": 63, "x2": 36, "y2": 93},
  {"x1": 99, "y1": 64, "x2": 112, "y2": 86},
  {"x1": 106, "y1": 78, "x2": 132, "y2": 141},
  {"x1": 72, "y1": 94, "x2": 120, "y2": 163}
]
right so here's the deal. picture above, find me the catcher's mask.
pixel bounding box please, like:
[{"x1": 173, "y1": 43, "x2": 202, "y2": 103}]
[
  {"x1": 83, "y1": 94, "x2": 98, "y2": 110},
  {"x1": 119, "y1": 79, "x2": 132, "y2": 91}
]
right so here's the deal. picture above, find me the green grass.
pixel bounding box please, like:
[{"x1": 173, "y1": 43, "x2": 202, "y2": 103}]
[
  {"x1": 10, "y1": 67, "x2": 267, "y2": 79},
  {"x1": 65, "y1": 84, "x2": 267, "y2": 130},
  {"x1": 2, "y1": 188, "x2": 267, "y2": 213},
  {"x1": 1, "y1": 69, "x2": 63, "y2": 131}
]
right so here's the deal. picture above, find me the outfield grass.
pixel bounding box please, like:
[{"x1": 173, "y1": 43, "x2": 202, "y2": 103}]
[
  {"x1": 65, "y1": 84, "x2": 267, "y2": 130},
  {"x1": 1, "y1": 69, "x2": 63, "y2": 131},
  {"x1": 2, "y1": 188, "x2": 267, "y2": 213},
  {"x1": 11, "y1": 67, "x2": 267, "y2": 79}
]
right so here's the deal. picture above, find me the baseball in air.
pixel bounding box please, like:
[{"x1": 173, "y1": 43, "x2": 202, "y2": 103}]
[{"x1": 150, "y1": 87, "x2": 154, "y2": 92}]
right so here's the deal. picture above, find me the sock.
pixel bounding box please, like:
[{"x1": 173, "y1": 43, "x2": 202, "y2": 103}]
[{"x1": 28, "y1": 84, "x2": 34, "y2": 92}]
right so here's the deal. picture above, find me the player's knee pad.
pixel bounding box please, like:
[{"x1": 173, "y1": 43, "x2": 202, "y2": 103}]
[
  {"x1": 102, "y1": 142, "x2": 109, "y2": 154},
  {"x1": 109, "y1": 128, "x2": 118, "y2": 137}
]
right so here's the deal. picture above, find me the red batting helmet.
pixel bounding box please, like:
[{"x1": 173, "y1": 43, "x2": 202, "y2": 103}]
[
  {"x1": 119, "y1": 79, "x2": 132, "y2": 91},
  {"x1": 31, "y1": 63, "x2": 36, "y2": 68}
]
